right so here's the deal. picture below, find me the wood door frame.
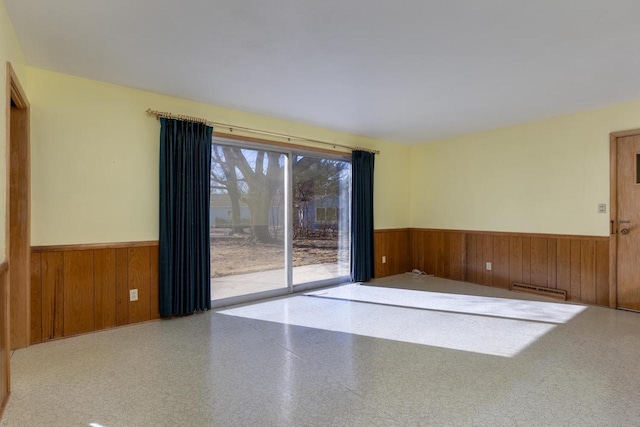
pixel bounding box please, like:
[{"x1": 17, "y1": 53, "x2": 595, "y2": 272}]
[
  {"x1": 609, "y1": 128, "x2": 640, "y2": 309},
  {"x1": 5, "y1": 62, "x2": 30, "y2": 351}
]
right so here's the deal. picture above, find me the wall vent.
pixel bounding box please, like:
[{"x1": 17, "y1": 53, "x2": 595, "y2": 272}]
[{"x1": 510, "y1": 283, "x2": 567, "y2": 300}]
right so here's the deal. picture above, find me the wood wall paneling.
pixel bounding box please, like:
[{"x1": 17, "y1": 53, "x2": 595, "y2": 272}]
[
  {"x1": 31, "y1": 241, "x2": 159, "y2": 252},
  {"x1": 397, "y1": 229, "x2": 410, "y2": 276},
  {"x1": 556, "y1": 239, "x2": 571, "y2": 296},
  {"x1": 63, "y1": 251, "x2": 95, "y2": 336},
  {"x1": 493, "y1": 236, "x2": 509, "y2": 289},
  {"x1": 30, "y1": 243, "x2": 159, "y2": 342},
  {"x1": 94, "y1": 249, "x2": 117, "y2": 330},
  {"x1": 596, "y1": 241, "x2": 609, "y2": 307},
  {"x1": 425, "y1": 232, "x2": 435, "y2": 275},
  {"x1": 482, "y1": 235, "x2": 493, "y2": 286},
  {"x1": 443, "y1": 233, "x2": 451, "y2": 278},
  {"x1": 128, "y1": 247, "x2": 151, "y2": 324},
  {"x1": 30, "y1": 230, "x2": 612, "y2": 345},
  {"x1": 115, "y1": 248, "x2": 129, "y2": 326},
  {"x1": 509, "y1": 237, "x2": 523, "y2": 286},
  {"x1": 522, "y1": 237, "x2": 531, "y2": 285},
  {"x1": 374, "y1": 233, "x2": 383, "y2": 278},
  {"x1": 547, "y1": 239, "x2": 557, "y2": 289},
  {"x1": 373, "y1": 230, "x2": 410, "y2": 278},
  {"x1": 449, "y1": 233, "x2": 463, "y2": 281},
  {"x1": 376, "y1": 229, "x2": 610, "y2": 307},
  {"x1": 466, "y1": 234, "x2": 477, "y2": 284},
  {"x1": 435, "y1": 232, "x2": 445, "y2": 277},
  {"x1": 570, "y1": 240, "x2": 581, "y2": 301},
  {"x1": 396, "y1": 231, "x2": 411, "y2": 276},
  {"x1": 460, "y1": 234, "x2": 467, "y2": 282},
  {"x1": 413, "y1": 230, "x2": 426, "y2": 273},
  {"x1": 580, "y1": 241, "x2": 597, "y2": 305},
  {"x1": 475, "y1": 235, "x2": 483, "y2": 285},
  {"x1": 530, "y1": 237, "x2": 548, "y2": 287},
  {"x1": 30, "y1": 253, "x2": 42, "y2": 344},
  {"x1": 150, "y1": 246, "x2": 160, "y2": 320},
  {"x1": 41, "y1": 252, "x2": 64, "y2": 341}
]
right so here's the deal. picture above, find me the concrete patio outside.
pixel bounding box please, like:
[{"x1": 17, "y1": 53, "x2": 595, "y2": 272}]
[{"x1": 211, "y1": 262, "x2": 350, "y2": 300}]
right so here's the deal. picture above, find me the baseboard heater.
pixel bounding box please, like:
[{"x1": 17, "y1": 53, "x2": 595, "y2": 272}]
[{"x1": 510, "y1": 283, "x2": 567, "y2": 300}]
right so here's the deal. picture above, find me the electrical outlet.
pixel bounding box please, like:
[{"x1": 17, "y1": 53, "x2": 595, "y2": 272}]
[
  {"x1": 382, "y1": 256, "x2": 387, "y2": 264},
  {"x1": 598, "y1": 203, "x2": 607, "y2": 214},
  {"x1": 486, "y1": 262, "x2": 492, "y2": 271},
  {"x1": 129, "y1": 289, "x2": 138, "y2": 302}
]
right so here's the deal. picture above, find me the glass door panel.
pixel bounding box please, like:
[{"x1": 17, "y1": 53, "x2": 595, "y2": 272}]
[
  {"x1": 292, "y1": 155, "x2": 351, "y2": 286},
  {"x1": 210, "y1": 144, "x2": 287, "y2": 300}
]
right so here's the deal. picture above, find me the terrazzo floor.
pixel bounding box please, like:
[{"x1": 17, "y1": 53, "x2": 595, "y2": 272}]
[{"x1": 2, "y1": 274, "x2": 640, "y2": 426}]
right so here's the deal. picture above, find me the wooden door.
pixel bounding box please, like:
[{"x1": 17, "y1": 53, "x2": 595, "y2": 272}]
[{"x1": 615, "y1": 134, "x2": 640, "y2": 310}]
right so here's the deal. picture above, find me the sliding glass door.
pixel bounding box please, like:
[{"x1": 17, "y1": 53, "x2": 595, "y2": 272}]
[
  {"x1": 210, "y1": 139, "x2": 351, "y2": 303},
  {"x1": 210, "y1": 144, "x2": 287, "y2": 301},
  {"x1": 292, "y1": 156, "x2": 351, "y2": 286}
]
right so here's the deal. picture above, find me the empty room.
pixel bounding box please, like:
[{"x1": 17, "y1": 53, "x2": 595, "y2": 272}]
[{"x1": 1, "y1": 0, "x2": 640, "y2": 425}]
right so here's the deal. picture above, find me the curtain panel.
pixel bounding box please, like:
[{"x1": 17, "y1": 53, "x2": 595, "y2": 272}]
[
  {"x1": 159, "y1": 118, "x2": 212, "y2": 317},
  {"x1": 350, "y1": 150, "x2": 375, "y2": 282}
]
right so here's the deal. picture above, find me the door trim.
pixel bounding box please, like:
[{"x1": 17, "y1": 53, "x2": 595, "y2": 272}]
[
  {"x1": 6, "y1": 62, "x2": 30, "y2": 350},
  {"x1": 609, "y1": 129, "x2": 640, "y2": 309}
]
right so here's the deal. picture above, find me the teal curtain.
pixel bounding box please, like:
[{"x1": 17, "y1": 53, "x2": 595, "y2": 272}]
[
  {"x1": 159, "y1": 118, "x2": 212, "y2": 317},
  {"x1": 351, "y1": 150, "x2": 375, "y2": 282}
]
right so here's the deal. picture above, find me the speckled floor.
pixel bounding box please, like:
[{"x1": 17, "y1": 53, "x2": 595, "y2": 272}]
[{"x1": 2, "y1": 275, "x2": 640, "y2": 426}]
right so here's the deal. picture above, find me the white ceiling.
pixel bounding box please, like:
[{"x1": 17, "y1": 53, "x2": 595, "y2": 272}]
[{"x1": 5, "y1": 0, "x2": 640, "y2": 144}]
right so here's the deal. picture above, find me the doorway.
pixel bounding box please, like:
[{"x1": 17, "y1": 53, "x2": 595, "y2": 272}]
[
  {"x1": 209, "y1": 137, "x2": 351, "y2": 305},
  {"x1": 610, "y1": 129, "x2": 640, "y2": 310}
]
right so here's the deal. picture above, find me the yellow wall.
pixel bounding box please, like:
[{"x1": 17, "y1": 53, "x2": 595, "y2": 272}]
[
  {"x1": 410, "y1": 102, "x2": 640, "y2": 236},
  {"x1": 0, "y1": 0, "x2": 28, "y2": 257},
  {"x1": 28, "y1": 61, "x2": 640, "y2": 244},
  {"x1": 27, "y1": 67, "x2": 410, "y2": 245}
]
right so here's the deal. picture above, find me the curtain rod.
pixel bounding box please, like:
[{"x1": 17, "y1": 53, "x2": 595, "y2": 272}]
[{"x1": 145, "y1": 109, "x2": 380, "y2": 155}]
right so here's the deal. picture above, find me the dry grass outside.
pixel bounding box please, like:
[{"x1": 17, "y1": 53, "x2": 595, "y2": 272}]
[{"x1": 211, "y1": 235, "x2": 346, "y2": 278}]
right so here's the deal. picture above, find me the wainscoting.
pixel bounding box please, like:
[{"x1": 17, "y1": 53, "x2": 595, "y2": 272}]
[
  {"x1": 30, "y1": 242, "x2": 160, "y2": 344},
  {"x1": 373, "y1": 229, "x2": 411, "y2": 278},
  {"x1": 27, "y1": 230, "x2": 611, "y2": 344},
  {"x1": 374, "y1": 229, "x2": 610, "y2": 307}
]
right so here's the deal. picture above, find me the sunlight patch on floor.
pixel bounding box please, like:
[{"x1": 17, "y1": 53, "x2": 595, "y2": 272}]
[
  {"x1": 307, "y1": 284, "x2": 586, "y2": 323},
  {"x1": 219, "y1": 284, "x2": 586, "y2": 358}
]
